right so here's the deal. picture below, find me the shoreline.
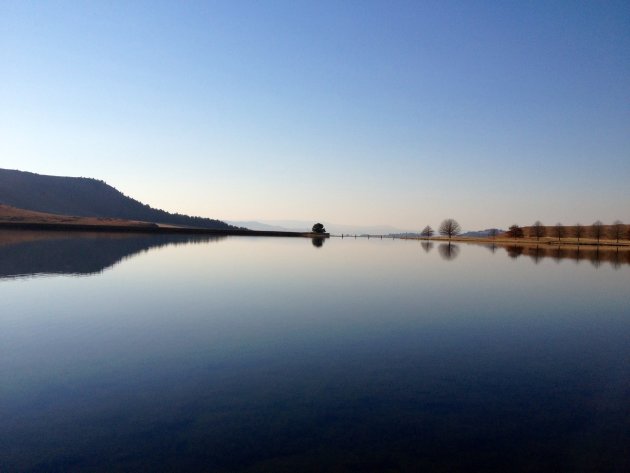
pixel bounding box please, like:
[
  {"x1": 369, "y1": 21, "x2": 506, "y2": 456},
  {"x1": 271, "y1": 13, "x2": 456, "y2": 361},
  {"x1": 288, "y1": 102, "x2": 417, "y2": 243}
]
[
  {"x1": 397, "y1": 235, "x2": 630, "y2": 248},
  {"x1": 0, "y1": 221, "x2": 329, "y2": 238}
]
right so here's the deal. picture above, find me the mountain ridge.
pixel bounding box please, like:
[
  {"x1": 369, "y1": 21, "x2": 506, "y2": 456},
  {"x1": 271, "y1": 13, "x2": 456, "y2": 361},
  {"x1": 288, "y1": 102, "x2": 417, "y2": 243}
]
[{"x1": 0, "y1": 168, "x2": 236, "y2": 230}]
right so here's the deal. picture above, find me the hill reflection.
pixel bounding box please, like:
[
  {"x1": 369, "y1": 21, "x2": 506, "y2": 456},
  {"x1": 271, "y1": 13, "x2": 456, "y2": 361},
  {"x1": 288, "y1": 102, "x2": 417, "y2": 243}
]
[{"x1": 0, "y1": 231, "x2": 226, "y2": 279}]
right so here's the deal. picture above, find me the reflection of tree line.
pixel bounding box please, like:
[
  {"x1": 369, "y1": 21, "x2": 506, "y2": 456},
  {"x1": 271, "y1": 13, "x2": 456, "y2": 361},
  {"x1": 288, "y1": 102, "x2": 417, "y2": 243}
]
[
  {"x1": 503, "y1": 244, "x2": 629, "y2": 268},
  {"x1": 0, "y1": 232, "x2": 226, "y2": 279},
  {"x1": 420, "y1": 240, "x2": 630, "y2": 268}
]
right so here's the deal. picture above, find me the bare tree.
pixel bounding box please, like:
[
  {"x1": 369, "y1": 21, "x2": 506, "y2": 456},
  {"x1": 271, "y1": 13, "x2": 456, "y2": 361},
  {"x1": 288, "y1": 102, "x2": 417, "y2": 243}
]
[
  {"x1": 591, "y1": 220, "x2": 604, "y2": 244},
  {"x1": 610, "y1": 220, "x2": 625, "y2": 244},
  {"x1": 574, "y1": 223, "x2": 584, "y2": 245},
  {"x1": 531, "y1": 221, "x2": 546, "y2": 241},
  {"x1": 420, "y1": 225, "x2": 434, "y2": 238},
  {"x1": 438, "y1": 219, "x2": 461, "y2": 239},
  {"x1": 488, "y1": 228, "x2": 499, "y2": 239},
  {"x1": 552, "y1": 223, "x2": 566, "y2": 243},
  {"x1": 507, "y1": 224, "x2": 524, "y2": 238}
]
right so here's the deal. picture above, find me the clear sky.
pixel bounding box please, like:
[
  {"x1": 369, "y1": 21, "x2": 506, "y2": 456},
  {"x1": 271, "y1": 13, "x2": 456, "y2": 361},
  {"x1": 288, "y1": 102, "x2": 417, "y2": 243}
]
[{"x1": 1, "y1": 1, "x2": 629, "y2": 230}]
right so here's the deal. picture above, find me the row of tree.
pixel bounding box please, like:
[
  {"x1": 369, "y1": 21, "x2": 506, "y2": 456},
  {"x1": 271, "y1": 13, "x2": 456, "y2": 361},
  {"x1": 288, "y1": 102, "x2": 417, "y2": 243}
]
[
  {"x1": 507, "y1": 220, "x2": 629, "y2": 244},
  {"x1": 418, "y1": 219, "x2": 629, "y2": 244}
]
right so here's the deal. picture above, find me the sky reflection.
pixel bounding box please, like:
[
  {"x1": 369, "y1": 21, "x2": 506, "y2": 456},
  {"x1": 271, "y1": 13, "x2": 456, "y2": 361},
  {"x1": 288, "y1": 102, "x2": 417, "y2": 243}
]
[{"x1": 1, "y1": 234, "x2": 628, "y2": 471}]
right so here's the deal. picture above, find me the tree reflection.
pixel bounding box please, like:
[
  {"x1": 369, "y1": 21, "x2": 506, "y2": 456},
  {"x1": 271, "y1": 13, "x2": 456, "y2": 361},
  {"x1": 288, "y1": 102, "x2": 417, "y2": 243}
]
[
  {"x1": 311, "y1": 237, "x2": 325, "y2": 248},
  {"x1": 506, "y1": 245, "x2": 524, "y2": 259},
  {"x1": 571, "y1": 247, "x2": 583, "y2": 264},
  {"x1": 421, "y1": 241, "x2": 433, "y2": 253},
  {"x1": 552, "y1": 246, "x2": 567, "y2": 263},
  {"x1": 427, "y1": 241, "x2": 630, "y2": 268},
  {"x1": 611, "y1": 248, "x2": 622, "y2": 270},
  {"x1": 529, "y1": 246, "x2": 543, "y2": 264},
  {"x1": 589, "y1": 248, "x2": 601, "y2": 268},
  {"x1": 438, "y1": 243, "x2": 459, "y2": 261}
]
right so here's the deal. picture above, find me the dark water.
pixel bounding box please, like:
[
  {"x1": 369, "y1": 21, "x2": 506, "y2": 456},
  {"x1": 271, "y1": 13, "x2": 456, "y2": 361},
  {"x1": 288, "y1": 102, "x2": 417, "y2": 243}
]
[{"x1": 1, "y1": 232, "x2": 629, "y2": 472}]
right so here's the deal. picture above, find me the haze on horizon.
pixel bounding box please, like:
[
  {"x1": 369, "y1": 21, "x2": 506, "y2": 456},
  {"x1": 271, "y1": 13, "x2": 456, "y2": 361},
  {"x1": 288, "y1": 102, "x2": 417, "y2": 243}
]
[{"x1": 1, "y1": 1, "x2": 628, "y2": 231}]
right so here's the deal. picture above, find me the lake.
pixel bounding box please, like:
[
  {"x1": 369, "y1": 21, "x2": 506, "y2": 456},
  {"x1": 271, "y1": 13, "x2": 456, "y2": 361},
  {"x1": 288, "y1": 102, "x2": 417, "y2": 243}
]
[{"x1": 1, "y1": 232, "x2": 629, "y2": 472}]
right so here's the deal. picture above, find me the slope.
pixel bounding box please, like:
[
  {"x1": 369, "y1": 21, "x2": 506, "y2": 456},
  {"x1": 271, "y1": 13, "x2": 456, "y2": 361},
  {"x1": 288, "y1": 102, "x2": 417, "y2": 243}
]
[{"x1": 0, "y1": 168, "x2": 235, "y2": 230}]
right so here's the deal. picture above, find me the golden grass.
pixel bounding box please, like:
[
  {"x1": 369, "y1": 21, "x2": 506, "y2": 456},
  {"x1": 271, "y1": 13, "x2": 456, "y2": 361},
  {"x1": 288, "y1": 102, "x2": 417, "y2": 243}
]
[{"x1": 0, "y1": 204, "x2": 156, "y2": 228}]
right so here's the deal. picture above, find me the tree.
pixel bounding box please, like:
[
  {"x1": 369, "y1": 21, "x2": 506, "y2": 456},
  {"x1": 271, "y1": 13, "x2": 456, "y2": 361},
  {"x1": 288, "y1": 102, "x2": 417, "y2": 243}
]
[
  {"x1": 312, "y1": 223, "x2": 326, "y2": 234},
  {"x1": 552, "y1": 223, "x2": 566, "y2": 243},
  {"x1": 591, "y1": 220, "x2": 604, "y2": 244},
  {"x1": 420, "y1": 225, "x2": 434, "y2": 238},
  {"x1": 488, "y1": 228, "x2": 499, "y2": 239},
  {"x1": 507, "y1": 224, "x2": 524, "y2": 238},
  {"x1": 531, "y1": 221, "x2": 546, "y2": 241},
  {"x1": 438, "y1": 219, "x2": 461, "y2": 239},
  {"x1": 610, "y1": 220, "x2": 625, "y2": 244},
  {"x1": 574, "y1": 223, "x2": 584, "y2": 244}
]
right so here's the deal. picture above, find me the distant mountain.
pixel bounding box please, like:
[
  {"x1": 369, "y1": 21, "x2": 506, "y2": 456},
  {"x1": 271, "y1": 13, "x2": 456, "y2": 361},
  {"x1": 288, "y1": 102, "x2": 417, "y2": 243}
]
[
  {"x1": 0, "y1": 168, "x2": 236, "y2": 230},
  {"x1": 227, "y1": 221, "x2": 294, "y2": 232},
  {"x1": 460, "y1": 228, "x2": 504, "y2": 238},
  {"x1": 236, "y1": 219, "x2": 413, "y2": 235}
]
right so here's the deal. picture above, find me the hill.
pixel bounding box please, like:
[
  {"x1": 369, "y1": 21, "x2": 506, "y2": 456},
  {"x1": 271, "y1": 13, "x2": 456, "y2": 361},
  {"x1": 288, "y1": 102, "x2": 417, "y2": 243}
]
[
  {"x1": 0, "y1": 169, "x2": 236, "y2": 230},
  {"x1": 461, "y1": 228, "x2": 504, "y2": 238}
]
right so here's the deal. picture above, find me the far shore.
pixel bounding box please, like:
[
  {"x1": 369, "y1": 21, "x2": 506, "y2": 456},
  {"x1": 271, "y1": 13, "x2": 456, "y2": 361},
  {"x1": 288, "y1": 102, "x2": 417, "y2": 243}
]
[
  {"x1": 398, "y1": 235, "x2": 630, "y2": 247},
  {"x1": 0, "y1": 221, "x2": 328, "y2": 238},
  {"x1": 331, "y1": 233, "x2": 630, "y2": 247}
]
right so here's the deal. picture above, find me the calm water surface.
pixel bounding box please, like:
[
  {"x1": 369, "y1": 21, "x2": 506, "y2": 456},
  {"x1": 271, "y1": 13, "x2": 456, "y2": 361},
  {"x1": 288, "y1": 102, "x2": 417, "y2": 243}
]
[{"x1": 1, "y1": 232, "x2": 629, "y2": 472}]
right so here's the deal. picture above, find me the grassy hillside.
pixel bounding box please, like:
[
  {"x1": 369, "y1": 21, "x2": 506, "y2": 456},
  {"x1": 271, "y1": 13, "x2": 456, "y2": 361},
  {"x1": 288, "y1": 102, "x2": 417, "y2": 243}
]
[
  {"x1": 0, "y1": 169, "x2": 236, "y2": 230},
  {"x1": 0, "y1": 204, "x2": 158, "y2": 227}
]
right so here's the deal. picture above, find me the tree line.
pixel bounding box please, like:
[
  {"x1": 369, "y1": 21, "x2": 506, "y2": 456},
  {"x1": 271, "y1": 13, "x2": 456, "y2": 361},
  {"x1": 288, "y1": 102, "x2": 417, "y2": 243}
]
[
  {"x1": 418, "y1": 219, "x2": 629, "y2": 244},
  {"x1": 506, "y1": 220, "x2": 628, "y2": 244}
]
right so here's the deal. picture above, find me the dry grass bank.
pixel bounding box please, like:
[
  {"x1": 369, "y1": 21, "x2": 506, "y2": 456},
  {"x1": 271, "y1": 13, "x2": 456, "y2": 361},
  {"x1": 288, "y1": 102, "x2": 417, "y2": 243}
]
[{"x1": 0, "y1": 204, "x2": 157, "y2": 228}]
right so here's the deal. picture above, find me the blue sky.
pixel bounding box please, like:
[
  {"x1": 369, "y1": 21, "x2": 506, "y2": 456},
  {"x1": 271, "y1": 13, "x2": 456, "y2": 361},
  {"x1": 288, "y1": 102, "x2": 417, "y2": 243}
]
[{"x1": 1, "y1": 1, "x2": 629, "y2": 230}]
